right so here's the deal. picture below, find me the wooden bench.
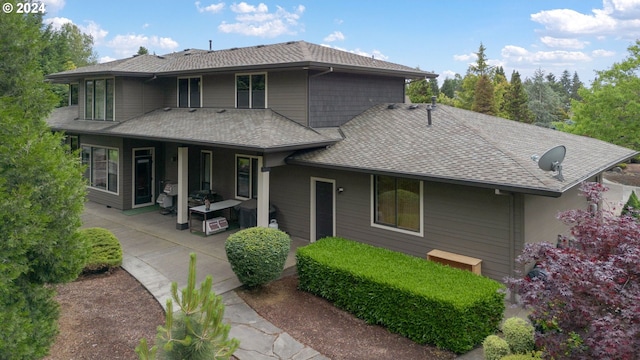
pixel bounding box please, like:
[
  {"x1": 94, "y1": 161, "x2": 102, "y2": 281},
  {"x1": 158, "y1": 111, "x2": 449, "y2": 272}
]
[{"x1": 427, "y1": 249, "x2": 482, "y2": 275}]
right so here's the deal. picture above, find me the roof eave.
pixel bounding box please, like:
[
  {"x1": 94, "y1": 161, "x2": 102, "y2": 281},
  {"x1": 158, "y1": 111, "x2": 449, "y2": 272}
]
[
  {"x1": 285, "y1": 158, "x2": 568, "y2": 197},
  {"x1": 46, "y1": 71, "x2": 156, "y2": 83}
]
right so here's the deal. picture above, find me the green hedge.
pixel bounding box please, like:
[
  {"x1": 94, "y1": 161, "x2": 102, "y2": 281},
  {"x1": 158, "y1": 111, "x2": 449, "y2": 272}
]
[
  {"x1": 296, "y1": 237, "x2": 505, "y2": 353},
  {"x1": 78, "y1": 227, "x2": 123, "y2": 273}
]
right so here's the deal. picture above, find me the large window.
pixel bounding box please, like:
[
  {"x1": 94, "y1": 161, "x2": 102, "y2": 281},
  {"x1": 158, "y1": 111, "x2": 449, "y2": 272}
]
[
  {"x1": 236, "y1": 74, "x2": 266, "y2": 108},
  {"x1": 235, "y1": 155, "x2": 259, "y2": 199},
  {"x1": 82, "y1": 145, "x2": 118, "y2": 193},
  {"x1": 178, "y1": 77, "x2": 201, "y2": 108},
  {"x1": 373, "y1": 175, "x2": 422, "y2": 234},
  {"x1": 85, "y1": 79, "x2": 114, "y2": 120},
  {"x1": 69, "y1": 83, "x2": 79, "y2": 105}
]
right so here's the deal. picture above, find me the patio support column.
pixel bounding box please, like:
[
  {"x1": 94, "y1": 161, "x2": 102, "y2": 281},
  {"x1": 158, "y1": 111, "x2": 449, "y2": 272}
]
[
  {"x1": 176, "y1": 146, "x2": 189, "y2": 230},
  {"x1": 257, "y1": 157, "x2": 270, "y2": 227}
]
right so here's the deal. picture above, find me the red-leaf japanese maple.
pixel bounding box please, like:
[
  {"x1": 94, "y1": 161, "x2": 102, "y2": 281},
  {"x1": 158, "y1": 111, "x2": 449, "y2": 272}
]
[{"x1": 506, "y1": 182, "x2": 640, "y2": 359}]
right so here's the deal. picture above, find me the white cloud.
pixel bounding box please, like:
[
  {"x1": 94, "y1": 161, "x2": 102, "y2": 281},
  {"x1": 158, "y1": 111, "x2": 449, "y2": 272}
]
[
  {"x1": 107, "y1": 34, "x2": 179, "y2": 58},
  {"x1": 231, "y1": 2, "x2": 268, "y2": 13},
  {"x1": 218, "y1": 4, "x2": 304, "y2": 37},
  {"x1": 592, "y1": 49, "x2": 616, "y2": 57},
  {"x1": 41, "y1": 0, "x2": 65, "y2": 13},
  {"x1": 99, "y1": 56, "x2": 116, "y2": 63},
  {"x1": 324, "y1": 31, "x2": 344, "y2": 42},
  {"x1": 195, "y1": 1, "x2": 225, "y2": 13},
  {"x1": 540, "y1": 36, "x2": 588, "y2": 49},
  {"x1": 43, "y1": 16, "x2": 72, "y2": 30},
  {"x1": 320, "y1": 44, "x2": 388, "y2": 61},
  {"x1": 78, "y1": 20, "x2": 109, "y2": 45},
  {"x1": 440, "y1": 70, "x2": 457, "y2": 79},
  {"x1": 453, "y1": 53, "x2": 475, "y2": 62},
  {"x1": 501, "y1": 45, "x2": 591, "y2": 65}
]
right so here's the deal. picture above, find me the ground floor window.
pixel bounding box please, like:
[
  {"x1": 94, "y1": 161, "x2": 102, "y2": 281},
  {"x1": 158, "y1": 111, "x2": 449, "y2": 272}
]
[
  {"x1": 372, "y1": 175, "x2": 422, "y2": 234},
  {"x1": 82, "y1": 145, "x2": 118, "y2": 193},
  {"x1": 235, "y1": 155, "x2": 259, "y2": 199}
]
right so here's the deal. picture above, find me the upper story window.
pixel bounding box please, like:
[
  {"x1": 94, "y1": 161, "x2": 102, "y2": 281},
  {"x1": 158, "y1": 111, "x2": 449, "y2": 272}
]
[
  {"x1": 178, "y1": 77, "x2": 201, "y2": 108},
  {"x1": 372, "y1": 175, "x2": 423, "y2": 236},
  {"x1": 69, "y1": 83, "x2": 79, "y2": 105},
  {"x1": 236, "y1": 73, "x2": 266, "y2": 109},
  {"x1": 85, "y1": 79, "x2": 114, "y2": 120}
]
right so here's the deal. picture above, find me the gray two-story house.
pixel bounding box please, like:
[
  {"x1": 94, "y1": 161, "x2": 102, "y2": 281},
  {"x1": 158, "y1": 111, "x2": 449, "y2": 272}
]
[{"x1": 46, "y1": 40, "x2": 637, "y2": 281}]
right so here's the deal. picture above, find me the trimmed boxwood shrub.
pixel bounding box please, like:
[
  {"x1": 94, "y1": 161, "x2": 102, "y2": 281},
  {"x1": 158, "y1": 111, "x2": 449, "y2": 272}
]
[
  {"x1": 483, "y1": 335, "x2": 510, "y2": 360},
  {"x1": 225, "y1": 227, "x2": 291, "y2": 288},
  {"x1": 500, "y1": 352, "x2": 542, "y2": 359},
  {"x1": 502, "y1": 317, "x2": 535, "y2": 355},
  {"x1": 296, "y1": 237, "x2": 505, "y2": 353},
  {"x1": 78, "y1": 227, "x2": 123, "y2": 273}
]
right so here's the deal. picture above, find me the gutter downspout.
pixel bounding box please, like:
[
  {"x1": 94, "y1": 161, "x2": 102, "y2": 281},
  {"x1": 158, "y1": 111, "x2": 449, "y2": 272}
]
[{"x1": 309, "y1": 66, "x2": 334, "y2": 78}]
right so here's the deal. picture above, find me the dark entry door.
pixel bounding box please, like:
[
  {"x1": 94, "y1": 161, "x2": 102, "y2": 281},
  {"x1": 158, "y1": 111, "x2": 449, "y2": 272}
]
[
  {"x1": 315, "y1": 180, "x2": 334, "y2": 240},
  {"x1": 134, "y1": 155, "x2": 153, "y2": 205}
]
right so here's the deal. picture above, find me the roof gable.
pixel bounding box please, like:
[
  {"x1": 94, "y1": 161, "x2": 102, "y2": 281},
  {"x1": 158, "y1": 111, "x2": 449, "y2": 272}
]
[{"x1": 290, "y1": 104, "x2": 638, "y2": 196}]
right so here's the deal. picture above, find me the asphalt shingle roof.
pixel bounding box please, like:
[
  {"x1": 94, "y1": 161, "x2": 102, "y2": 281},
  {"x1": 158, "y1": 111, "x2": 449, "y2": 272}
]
[
  {"x1": 289, "y1": 104, "x2": 638, "y2": 196},
  {"x1": 47, "y1": 106, "x2": 335, "y2": 151},
  {"x1": 47, "y1": 41, "x2": 432, "y2": 80}
]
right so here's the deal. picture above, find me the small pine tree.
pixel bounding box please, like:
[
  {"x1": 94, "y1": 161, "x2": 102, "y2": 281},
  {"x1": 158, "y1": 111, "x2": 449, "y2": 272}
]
[
  {"x1": 621, "y1": 191, "x2": 640, "y2": 219},
  {"x1": 136, "y1": 253, "x2": 239, "y2": 360}
]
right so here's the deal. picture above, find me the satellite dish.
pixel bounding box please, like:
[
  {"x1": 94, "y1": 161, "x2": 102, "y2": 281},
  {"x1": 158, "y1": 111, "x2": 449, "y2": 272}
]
[{"x1": 531, "y1": 145, "x2": 566, "y2": 181}]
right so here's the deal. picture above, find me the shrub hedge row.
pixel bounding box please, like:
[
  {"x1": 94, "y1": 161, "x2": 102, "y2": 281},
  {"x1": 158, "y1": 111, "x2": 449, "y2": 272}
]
[{"x1": 296, "y1": 237, "x2": 505, "y2": 353}]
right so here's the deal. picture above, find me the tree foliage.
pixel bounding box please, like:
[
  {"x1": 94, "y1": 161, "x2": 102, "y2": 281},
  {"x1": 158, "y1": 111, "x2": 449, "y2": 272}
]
[
  {"x1": 506, "y1": 182, "x2": 640, "y2": 359},
  {"x1": 407, "y1": 77, "x2": 439, "y2": 103},
  {"x1": 559, "y1": 40, "x2": 640, "y2": 151},
  {"x1": 524, "y1": 69, "x2": 563, "y2": 127},
  {"x1": 0, "y1": 5, "x2": 89, "y2": 358},
  {"x1": 472, "y1": 74, "x2": 496, "y2": 115},
  {"x1": 136, "y1": 253, "x2": 239, "y2": 360},
  {"x1": 505, "y1": 71, "x2": 533, "y2": 123}
]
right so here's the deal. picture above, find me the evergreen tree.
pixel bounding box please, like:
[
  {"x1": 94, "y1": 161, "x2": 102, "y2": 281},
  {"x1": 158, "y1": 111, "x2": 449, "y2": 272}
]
[
  {"x1": 505, "y1": 71, "x2": 533, "y2": 123},
  {"x1": 472, "y1": 74, "x2": 496, "y2": 115},
  {"x1": 136, "y1": 253, "x2": 239, "y2": 360},
  {"x1": 524, "y1": 69, "x2": 563, "y2": 127},
  {"x1": 457, "y1": 72, "x2": 478, "y2": 110},
  {"x1": 440, "y1": 74, "x2": 462, "y2": 99},
  {"x1": 137, "y1": 46, "x2": 149, "y2": 55},
  {"x1": 570, "y1": 71, "x2": 584, "y2": 102},
  {"x1": 469, "y1": 42, "x2": 493, "y2": 77},
  {"x1": 0, "y1": 5, "x2": 89, "y2": 358},
  {"x1": 406, "y1": 78, "x2": 433, "y2": 103},
  {"x1": 493, "y1": 71, "x2": 510, "y2": 118}
]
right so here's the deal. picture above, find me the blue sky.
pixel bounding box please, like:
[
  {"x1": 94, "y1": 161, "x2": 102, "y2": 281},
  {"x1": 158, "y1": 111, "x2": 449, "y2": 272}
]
[{"x1": 42, "y1": 0, "x2": 640, "y2": 84}]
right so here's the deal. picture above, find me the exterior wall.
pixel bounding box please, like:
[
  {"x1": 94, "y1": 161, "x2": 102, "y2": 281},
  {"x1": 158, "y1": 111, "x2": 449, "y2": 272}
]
[
  {"x1": 116, "y1": 77, "x2": 142, "y2": 120},
  {"x1": 308, "y1": 73, "x2": 405, "y2": 127},
  {"x1": 270, "y1": 165, "x2": 515, "y2": 281},
  {"x1": 202, "y1": 73, "x2": 235, "y2": 107},
  {"x1": 523, "y1": 181, "x2": 591, "y2": 246},
  {"x1": 267, "y1": 70, "x2": 308, "y2": 126}
]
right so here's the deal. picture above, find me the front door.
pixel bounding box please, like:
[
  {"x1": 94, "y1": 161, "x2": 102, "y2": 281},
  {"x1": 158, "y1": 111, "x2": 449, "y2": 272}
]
[
  {"x1": 134, "y1": 149, "x2": 154, "y2": 206},
  {"x1": 312, "y1": 178, "x2": 335, "y2": 241}
]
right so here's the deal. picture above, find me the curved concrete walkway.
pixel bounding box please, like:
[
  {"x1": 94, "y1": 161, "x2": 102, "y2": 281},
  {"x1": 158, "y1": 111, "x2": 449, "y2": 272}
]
[{"x1": 81, "y1": 201, "x2": 328, "y2": 360}]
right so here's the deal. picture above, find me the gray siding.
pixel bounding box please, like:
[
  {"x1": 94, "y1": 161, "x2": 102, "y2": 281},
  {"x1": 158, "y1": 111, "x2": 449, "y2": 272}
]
[
  {"x1": 203, "y1": 74, "x2": 235, "y2": 107},
  {"x1": 271, "y1": 165, "x2": 514, "y2": 281},
  {"x1": 268, "y1": 70, "x2": 308, "y2": 126},
  {"x1": 523, "y1": 181, "x2": 590, "y2": 246},
  {"x1": 116, "y1": 77, "x2": 143, "y2": 120},
  {"x1": 309, "y1": 73, "x2": 405, "y2": 127}
]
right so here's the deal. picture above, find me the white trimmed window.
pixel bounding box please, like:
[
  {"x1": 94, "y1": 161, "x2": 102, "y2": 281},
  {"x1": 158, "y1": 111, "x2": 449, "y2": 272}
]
[
  {"x1": 82, "y1": 145, "x2": 119, "y2": 193},
  {"x1": 236, "y1": 73, "x2": 266, "y2": 109},
  {"x1": 178, "y1": 77, "x2": 201, "y2": 108},
  {"x1": 372, "y1": 175, "x2": 423, "y2": 235}
]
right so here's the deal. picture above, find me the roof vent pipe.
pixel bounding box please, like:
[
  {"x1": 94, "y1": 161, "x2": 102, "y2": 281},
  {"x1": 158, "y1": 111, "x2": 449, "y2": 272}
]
[
  {"x1": 427, "y1": 104, "x2": 432, "y2": 126},
  {"x1": 431, "y1": 95, "x2": 437, "y2": 107},
  {"x1": 209, "y1": 40, "x2": 212, "y2": 51}
]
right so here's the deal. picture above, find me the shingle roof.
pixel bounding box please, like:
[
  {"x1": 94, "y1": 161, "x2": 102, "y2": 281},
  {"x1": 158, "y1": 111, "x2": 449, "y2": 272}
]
[
  {"x1": 289, "y1": 104, "x2": 638, "y2": 196},
  {"x1": 47, "y1": 41, "x2": 432, "y2": 81},
  {"x1": 47, "y1": 106, "x2": 335, "y2": 152}
]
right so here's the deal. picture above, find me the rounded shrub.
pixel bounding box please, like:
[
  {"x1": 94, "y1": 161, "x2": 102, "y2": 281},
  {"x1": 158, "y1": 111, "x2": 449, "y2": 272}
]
[
  {"x1": 502, "y1": 317, "x2": 535, "y2": 354},
  {"x1": 78, "y1": 227, "x2": 123, "y2": 273},
  {"x1": 225, "y1": 227, "x2": 291, "y2": 288},
  {"x1": 483, "y1": 335, "x2": 510, "y2": 360}
]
